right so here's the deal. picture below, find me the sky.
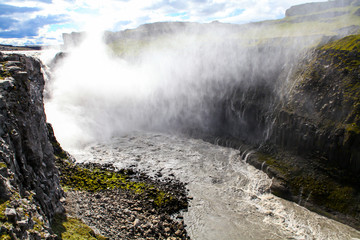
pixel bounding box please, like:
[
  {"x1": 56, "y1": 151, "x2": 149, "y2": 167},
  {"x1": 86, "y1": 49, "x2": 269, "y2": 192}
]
[{"x1": 0, "y1": 0, "x2": 327, "y2": 46}]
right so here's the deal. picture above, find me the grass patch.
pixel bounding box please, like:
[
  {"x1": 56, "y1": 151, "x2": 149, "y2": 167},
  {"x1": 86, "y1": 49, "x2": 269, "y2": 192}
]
[
  {"x1": 51, "y1": 214, "x2": 107, "y2": 240},
  {"x1": 321, "y1": 34, "x2": 360, "y2": 51}
]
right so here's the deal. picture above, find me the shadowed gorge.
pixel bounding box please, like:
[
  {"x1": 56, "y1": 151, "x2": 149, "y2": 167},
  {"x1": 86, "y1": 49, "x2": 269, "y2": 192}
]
[{"x1": 48, "y1": 1, "x2": 360, "y2": 233}]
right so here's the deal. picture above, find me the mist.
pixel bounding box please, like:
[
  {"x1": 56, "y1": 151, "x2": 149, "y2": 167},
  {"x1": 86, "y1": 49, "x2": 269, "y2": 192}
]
[{"x1": 44, "y1": 21, "x2": 325, "y2": 150}]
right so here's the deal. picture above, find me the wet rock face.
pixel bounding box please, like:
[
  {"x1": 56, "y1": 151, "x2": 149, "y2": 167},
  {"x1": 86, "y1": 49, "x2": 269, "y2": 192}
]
[
  {"x1": 212, "y1": 38, "x2": 360, "y2": 228},
  {"x1": 0, "y1": 52, "x2": 63, "y2": 238},
  {"x1": 220, "y1": 35, "x2": 360, "y2": 173},
  {"x1": 271, "y1": 41, "x2": 360, "y2": 172},
  {"x1": 222, "y1": 83, "x2": 279, "y2": 144}
]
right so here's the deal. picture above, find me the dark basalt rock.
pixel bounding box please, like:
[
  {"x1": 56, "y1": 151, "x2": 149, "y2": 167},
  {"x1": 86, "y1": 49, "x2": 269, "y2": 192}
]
[
  {"x1": 0, "y1": 52, "x2": 64, "y2": 239},
  {"x1": 220, "y1": 35, "x2": 360, "y2": 173},
  {"x1": 207, "y1": 34, "x2": 360, "y2": 230}
]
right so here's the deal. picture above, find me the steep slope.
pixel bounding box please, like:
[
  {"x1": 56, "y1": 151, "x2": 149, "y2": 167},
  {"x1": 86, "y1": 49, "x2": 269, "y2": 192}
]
[
  {"x1": 0, "y1": 53, "x2": 64, "y2": 239},
  {"x1": 273, "y1": 34, "x2": 360, "y2": 172},
  {"x1": 223, "y1": 34, "x2": 360, "y2": 230}
]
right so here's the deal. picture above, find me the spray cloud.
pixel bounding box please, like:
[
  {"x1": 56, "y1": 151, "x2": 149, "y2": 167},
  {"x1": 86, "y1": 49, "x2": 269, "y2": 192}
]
[{"x1": 45, "y1": 0, "x2": 355, "y2": 150}]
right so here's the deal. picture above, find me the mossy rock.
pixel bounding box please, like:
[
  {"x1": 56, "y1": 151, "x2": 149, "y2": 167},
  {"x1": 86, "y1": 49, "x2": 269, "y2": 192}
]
[
  {"x1": 0, "y1": 62, "x2": 11, "y2": 80},
  {"x1": 256, "y1": 150, "x2": 359, "y2": 216},
  {"x1": 320, "y1": 34, "x2": 360, "y2": 52},
  {"x1": 56, "y1": 158, "x2": 187, "y2": 212},
  {"x1": 0, "y1": 199, "x2": 10, "y2": 222},
  {"x1": 0, "y1": 234, "x2": 11, "y2": 240},
  {"x1": 51, "y1": 214, "x2": 108, "y2": 240}
]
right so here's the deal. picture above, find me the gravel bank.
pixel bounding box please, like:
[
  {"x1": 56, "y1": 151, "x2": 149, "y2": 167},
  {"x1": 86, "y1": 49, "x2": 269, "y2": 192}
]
[
  {"x1": 58, "y1": 161, "x2": 190, "y2": 240},
  {"x1": 64, "y1": 189, "x2": 189, "y2": 240}
]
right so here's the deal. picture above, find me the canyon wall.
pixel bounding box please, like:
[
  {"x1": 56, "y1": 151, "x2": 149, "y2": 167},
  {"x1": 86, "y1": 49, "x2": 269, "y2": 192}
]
[
  {"x1": 223, "y1": 35, "x2": 360, "y2": 173},
  {"x1": 0, "y1": 52, "x2": 64, "y2": 239},
  {"x1": 217, "y1": 35, "x2": 360, "y2": 229}
]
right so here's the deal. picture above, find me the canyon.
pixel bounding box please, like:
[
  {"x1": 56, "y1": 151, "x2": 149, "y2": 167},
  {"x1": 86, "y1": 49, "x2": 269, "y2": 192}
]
[{"x1": 1, "y1": 0, "x2": 360, "y2": 238}]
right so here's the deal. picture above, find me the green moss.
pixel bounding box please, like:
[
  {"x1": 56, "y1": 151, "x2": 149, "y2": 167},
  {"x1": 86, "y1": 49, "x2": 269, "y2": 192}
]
[
  {"x1": 327, "y1": 186, "x2": 354, "y2": 212},
  {"x1": 0, "y1": 200, "x2": 12, "y2": 239},
  {"x1": 56, "y1": 159, "x2": 181, "y2": 209},
  {"x1": 0, "y1": 162, "x2": 6, "y2": 169},
  {"x1": 256, "y1": 152, "x2": 357, "y2": 214},
  {"x1": 51, "y1": 214, "x2": 107, "y2": 240},
  {"x1": 321, "y1": 35, "x2": 360, "y2": 52},
  {"x1": 318, "y1": 34, "x2": 360, "y2": 72},
  {"x1": 154, "y1": 191, "x2": 174, "y2": 207},
  {"x1": 32, "y1": 217, "x2": 44, "y2": 232},
  {"x1": 256, "y1": 152, "x2": 295, "y2": 175},
  {"x1": 289, "y1": 174, "x2": 356, "y2": 213},
  {"x1": 345, "y1": 123, "x2": 360, "y2": 134},
  {"x1": 343, "y1": 79, "x2": 360, "y2": 135},
  {"x1": 0, "y1": 234, "x2": 11, "y2": 240},
  {"x1": 292, "y1": 175, "x2": 329, "y2": 196},
  {"x1": 0, "y1": 200, "x2": 10, "y2": 222},
  {"x1": 303, "y1": 35, "x2": 360, "y2": 138},
  {"x1": 0, "y1": 62, "x2": 11, "y2": 80}
]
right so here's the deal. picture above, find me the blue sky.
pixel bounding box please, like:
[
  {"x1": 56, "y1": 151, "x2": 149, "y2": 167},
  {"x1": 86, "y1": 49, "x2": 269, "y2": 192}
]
[{"x1": 0, "y1": 0, "x2": 327, "y2": 46}]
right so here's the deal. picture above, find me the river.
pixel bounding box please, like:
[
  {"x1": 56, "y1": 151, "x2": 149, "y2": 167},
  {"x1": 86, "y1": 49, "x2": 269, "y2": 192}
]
[
  {"x1": 15, "y1": 48, "x2": 360, "y2": 240},
  {"x1": 69, "y1": 132, "x2": 360, "y2": 240}
]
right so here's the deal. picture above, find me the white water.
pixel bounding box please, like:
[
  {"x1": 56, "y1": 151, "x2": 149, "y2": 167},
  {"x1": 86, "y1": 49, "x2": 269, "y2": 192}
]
[
  {"x1": 16, "y1": 45, "x2": 360, "y2": 240},
  {"x1": 70, "y1": 132, "x2": 360, "y2": 240}
]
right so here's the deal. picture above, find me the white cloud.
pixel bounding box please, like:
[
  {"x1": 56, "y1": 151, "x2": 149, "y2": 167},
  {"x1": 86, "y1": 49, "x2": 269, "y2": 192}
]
[{"x1": 0, "y1": 0, "x2": 328, "y2": 45}]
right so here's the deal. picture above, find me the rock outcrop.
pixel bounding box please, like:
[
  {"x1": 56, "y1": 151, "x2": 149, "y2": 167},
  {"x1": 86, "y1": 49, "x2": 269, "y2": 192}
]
[
  {"x1": 221, "y1": 34, "x2": 360, "y2": 172},
  {"x1": 271, "y1": 35, "x2": 360, "y2": 172},
  {"x1": 0, "y1": 52, "x2": 64, "y2": 239},
  {"x1": 216, "y1": 34, "x2": 360, "y2": 229}
]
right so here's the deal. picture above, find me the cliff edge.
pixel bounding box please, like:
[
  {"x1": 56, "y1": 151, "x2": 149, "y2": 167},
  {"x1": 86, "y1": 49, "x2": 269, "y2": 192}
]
[{"x1": 0, "y1": 52, "x2": 64, "y2": 239}]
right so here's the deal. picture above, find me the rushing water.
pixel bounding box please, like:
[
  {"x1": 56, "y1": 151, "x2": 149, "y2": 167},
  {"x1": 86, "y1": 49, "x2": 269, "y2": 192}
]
[
  {"x1": 15, "y1": 49, "x2": 360, "y2": 239},
  {"x1": 68, "y1": 132, "x2": 360, "y2": 240}
]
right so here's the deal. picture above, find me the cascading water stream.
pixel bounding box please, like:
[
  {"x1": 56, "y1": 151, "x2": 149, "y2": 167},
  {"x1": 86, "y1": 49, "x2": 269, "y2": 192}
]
[
  {"x1": 69, "y1": 132, "x2": 360, "y2": 240},
  {"x1": 27, "y1": 30, "x2": 360, "y2": 239}
]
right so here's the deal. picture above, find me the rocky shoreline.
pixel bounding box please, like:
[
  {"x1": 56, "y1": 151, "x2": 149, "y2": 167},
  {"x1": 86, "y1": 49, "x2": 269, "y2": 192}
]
[
  {"x1": 55, "y1": 158, "x2": 190, "y2": 240},
  {"x1": 49, "y1": 111, "x2": 191, "y2": 240},
  {"x1": 64, "y1": 189, "x2": 189, "y2": 240}
]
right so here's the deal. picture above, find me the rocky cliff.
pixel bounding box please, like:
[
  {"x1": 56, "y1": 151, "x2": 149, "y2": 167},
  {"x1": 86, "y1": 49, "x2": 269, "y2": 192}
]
[
  {"x1": 272, "y1": 35, "x2": 360, "y2": 171},
  {"x1": 217, "y1": 34, "x2": 360, "y2": 229},
  {"x1": 0, "y1": 52, "x2": 64, "y2": 239},
  {"x1": 223, "y1": 34, "x2": 360, "y2": 172}
]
